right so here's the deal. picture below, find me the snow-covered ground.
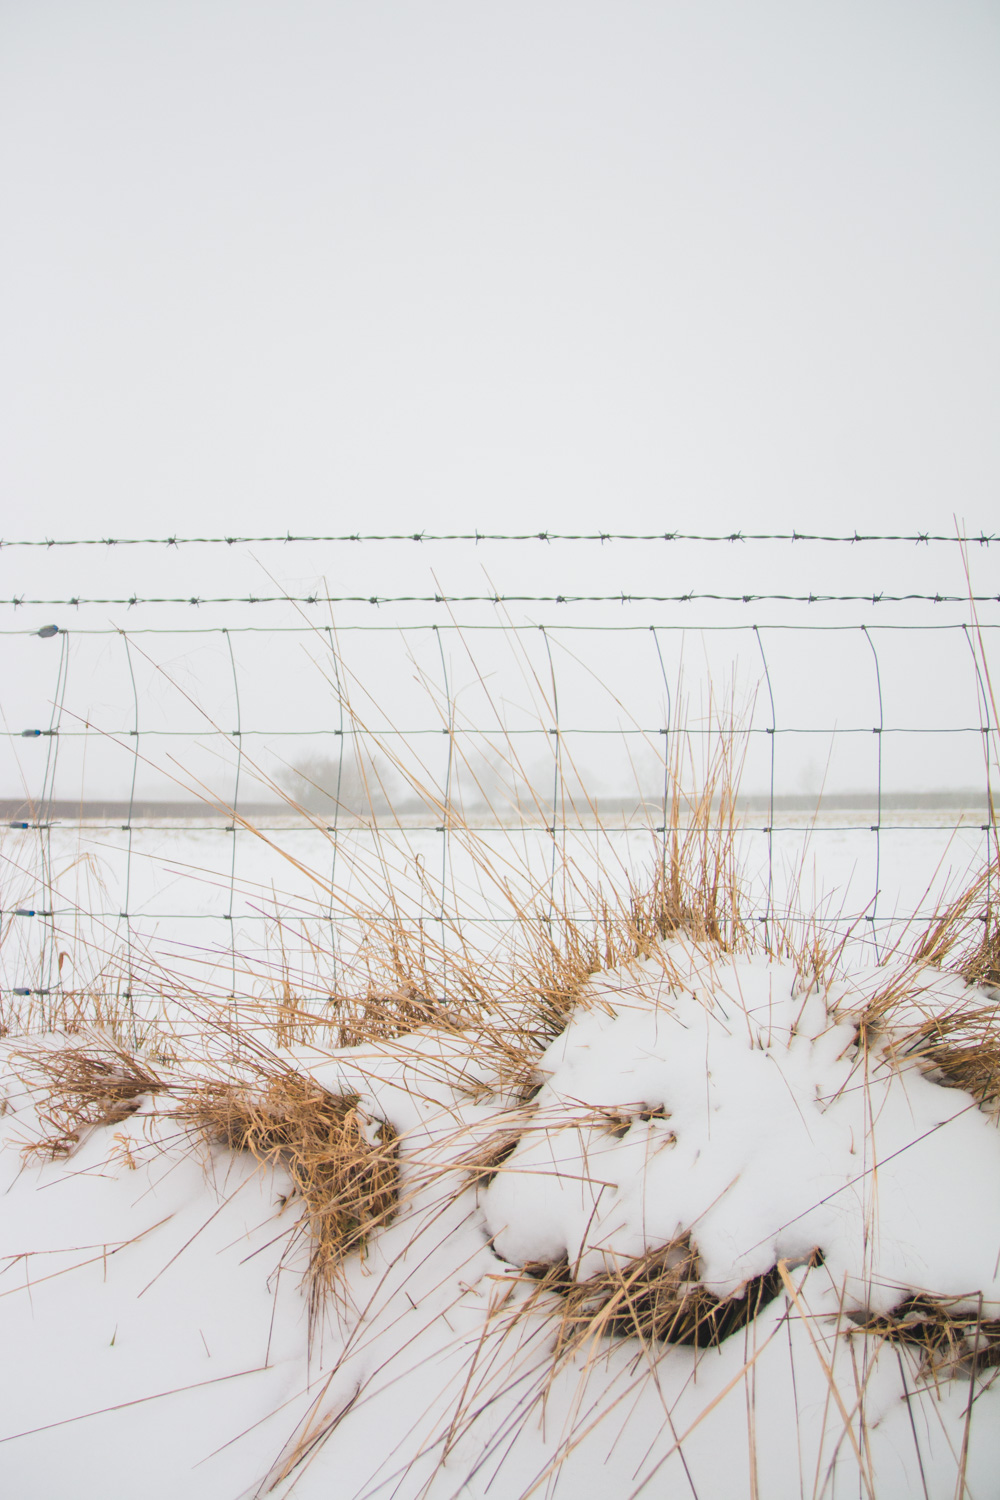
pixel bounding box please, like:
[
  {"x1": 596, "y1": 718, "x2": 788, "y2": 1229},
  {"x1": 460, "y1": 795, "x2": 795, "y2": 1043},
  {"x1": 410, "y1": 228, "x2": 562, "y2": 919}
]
[{"x1": 1, "y1": 910, "x2": 998, "y2": 1499}]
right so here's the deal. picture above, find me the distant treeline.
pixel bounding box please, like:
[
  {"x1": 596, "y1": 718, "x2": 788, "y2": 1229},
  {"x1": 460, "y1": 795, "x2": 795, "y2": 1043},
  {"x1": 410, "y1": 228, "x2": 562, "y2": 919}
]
[{"x1": 2, "y1": 789, "x2": 991, "y2": 824}]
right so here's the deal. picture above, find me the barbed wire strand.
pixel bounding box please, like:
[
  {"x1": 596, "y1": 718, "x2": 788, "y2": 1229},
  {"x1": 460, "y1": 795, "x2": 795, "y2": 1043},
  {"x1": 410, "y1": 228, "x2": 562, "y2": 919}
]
[
  {"x1": 1, "y1": 531, "x2": 996, "y2": 548},
  {"x1": 7, "y1": 725, "x2": 996, "y2": 741},
  {"x1": 5, "y1": 592, "x2": 1000, "y2": 608},
  {"x1": 3, "y1": 819, "x2": 989, "y2": 838}
]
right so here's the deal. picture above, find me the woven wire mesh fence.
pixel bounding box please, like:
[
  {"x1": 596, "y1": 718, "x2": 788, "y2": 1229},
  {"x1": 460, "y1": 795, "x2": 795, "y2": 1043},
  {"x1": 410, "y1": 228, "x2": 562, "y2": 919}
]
[{"x1": 1, "y1": 534, "x2": 997, "y2": 1025}]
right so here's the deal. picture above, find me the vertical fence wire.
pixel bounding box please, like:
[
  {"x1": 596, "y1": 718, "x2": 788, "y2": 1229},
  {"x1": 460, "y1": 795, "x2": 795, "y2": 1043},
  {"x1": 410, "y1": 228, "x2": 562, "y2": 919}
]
[
  {"x1": 862, "y1": 626, "x2": 884, "y2": 962},
  {"x1": 435, "y1": 626, "x2": 454, "y2": 996},
  {"x1": 962, "y1": 623, "x2": 998, "y2": 943},
  {"x1": 37, "y1": 628, "x2": 69, "y2": 1012},
  {"x1": 325, "y1": 626, "x2": 346, "y2": 989},
  {"x1": 540, "y1": 627, "x2": 563, "y2": 920},
  {"x1": 752, "y1": 626, "x2": 776, "y2": 947},
  {"x1": 651, "y1": 627, "x2": 673, "y2": 887},
  {"x1": 121, "y1": 632, "x2": 140, "y2": 1038},
  {"x1": 224, "y1": 629, "x2": 243, "y2": 998}
]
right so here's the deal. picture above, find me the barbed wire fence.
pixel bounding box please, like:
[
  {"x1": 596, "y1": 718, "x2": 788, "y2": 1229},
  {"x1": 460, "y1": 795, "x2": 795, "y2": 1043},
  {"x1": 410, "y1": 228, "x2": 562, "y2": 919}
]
[
  {"x1": 2, "y1": 530, "x2": 997, "y2": 546},
  {"x1": 1, "y1": 534, "x2": 997, "y2": 1027}
]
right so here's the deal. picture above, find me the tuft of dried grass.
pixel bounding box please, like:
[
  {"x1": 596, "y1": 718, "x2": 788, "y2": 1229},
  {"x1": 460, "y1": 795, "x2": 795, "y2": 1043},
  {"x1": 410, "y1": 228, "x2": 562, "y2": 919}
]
[
  {"x1": 962, "y1": 901, "x2": 1000, "y2": 993},
  {"x1": 517, "y1": 1236, "x2": 821, "y2": 1354},
  {"x1": 634, "y1": 749, "x2": 748, "y2": 958},
  {"x1": 458, "y1": 1120, "x2": 534, "y2": 1189},
  {"x1": 17, "y1": 1036, "x2": 163, "y2": 1159},
  {"x1": 177, "y1": 1069, "x2": 398, "y2": 1308},
  {"x1": 896, "y1": 997, "x2": 1000, "y2": 1114},
  {"x1": 518, "y1": 905, "x2": 616, "y2": 1042},
  {"x1": 509, "y1": 742, "x2": 749, "y2": 1048},
  {"x1": 333, "y1": 982, "x2": 463, "y2": 1049},
  {"x1": 857, "y1": 868, "x2": 1000, "y2": 1115},
  {"x1": 854, "y1": 1294, "x2": 1000, "y2": 1380}
]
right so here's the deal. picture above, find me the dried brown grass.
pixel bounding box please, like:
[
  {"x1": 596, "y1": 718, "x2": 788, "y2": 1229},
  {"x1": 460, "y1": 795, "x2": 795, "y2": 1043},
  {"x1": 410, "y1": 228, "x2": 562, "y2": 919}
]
[
  {"x1": 516, "y1": 1237, "x2": 822, "y2": 1358},
  {"x1": 638, "y1": 737, "x2": 748, "y2": 957},
  {"x1": 332, "y1": 982, "x2": 466, "y2": 1050},
  {"x1": 898, "y1": 994, "x2": 1000, "y2": 1113},
  {"x1": 962, "y1": 902, "x2": 1000, "y2": 992},
  {"x1": 498, "y1": 732, "x2": 750, "y2": 1051},
  {"x1": 176, "y1": 1068, "x2": 398, "y2": 1310},
  {"x1": 16, "y1": 1035, "x2": 163, "y2": 1159},
  {"x1": 854, "y1": 866, "x2": 1000, "y2": 1114},
  {"x1": 854, "y1": 1294, "x2": 1000, "y2": 1380}
]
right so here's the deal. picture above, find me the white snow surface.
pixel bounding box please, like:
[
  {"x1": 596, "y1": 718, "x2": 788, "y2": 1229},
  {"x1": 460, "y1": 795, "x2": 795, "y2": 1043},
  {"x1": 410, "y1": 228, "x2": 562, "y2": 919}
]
[
  {"x1": 2, "y1": 938, "x2": 999, "y2": 1500},
  {"x1": 486, "y1": 941, "x2": 1000, "y2": 1314}
]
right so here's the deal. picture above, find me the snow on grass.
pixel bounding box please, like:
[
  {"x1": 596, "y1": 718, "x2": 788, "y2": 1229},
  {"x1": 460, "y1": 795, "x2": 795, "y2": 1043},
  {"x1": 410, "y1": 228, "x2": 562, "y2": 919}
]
[
  {"x1": 1, "y1": 928, "x2": 999, "y2": 1499},
  {"x1": 485, "y1": 941, "x2": 1000, "y2": 1314}
]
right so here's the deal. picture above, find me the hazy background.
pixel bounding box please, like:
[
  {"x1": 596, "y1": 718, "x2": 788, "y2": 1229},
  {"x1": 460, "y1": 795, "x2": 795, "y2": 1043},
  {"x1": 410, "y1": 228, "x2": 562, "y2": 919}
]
[
  {"x1": 2, "y1": 0, "x2": 998, "y2": 540},
  {"x1": 1, "y1": 0, "x2": 997, "y2": 806}
]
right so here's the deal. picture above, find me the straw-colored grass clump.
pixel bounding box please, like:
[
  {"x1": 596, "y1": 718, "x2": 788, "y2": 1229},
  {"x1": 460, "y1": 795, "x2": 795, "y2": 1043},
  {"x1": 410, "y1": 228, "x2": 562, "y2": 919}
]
[
  {"x1": 856, "y1": 1295, "x2": 1000, "y2": 1379},
  {"x1": 178, "y1": 1070, "x2": 399, "y2": 1301},
  {"x1": 858, "y1": 873, "x2": 1000, "y2": 1117},
  {"x1": 16, "y1": 1035, "x2": 163, "y2": 1159},
  {"x1": 520, "y1": 1237, "x2": 823, "y2": 1354},
  {"x1": 15, "y1": 1038, "x2": 401, "y2": 1311}
]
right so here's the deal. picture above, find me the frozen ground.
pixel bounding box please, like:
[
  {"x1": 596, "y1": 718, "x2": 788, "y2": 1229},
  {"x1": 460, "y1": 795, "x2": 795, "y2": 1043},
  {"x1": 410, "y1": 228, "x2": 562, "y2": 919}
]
[
  {"x1": 1, "y1": 934, "x2": 998, "y2": 1499},
  {"x1": 1, "y1": 812, "x2": 998, "y2": 1499}
]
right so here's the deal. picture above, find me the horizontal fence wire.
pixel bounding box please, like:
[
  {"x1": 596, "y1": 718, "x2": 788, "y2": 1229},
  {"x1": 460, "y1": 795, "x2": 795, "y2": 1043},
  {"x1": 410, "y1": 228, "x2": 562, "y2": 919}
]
[
  {"x1": 3, "y1": 727, "x2": 996, "y2": 738},
  {"x1": 5, "y1": 823, "x2": 986, "y2": 835},
  {"x1": 1, "y1": 531, "x2": 997, "y2": 546},
  {"x1": 7, "y1": 903, "x2": 986, "y2": 924},
  {"x1": 3, "y1": 622, "x2": 999, "y2": 636}
]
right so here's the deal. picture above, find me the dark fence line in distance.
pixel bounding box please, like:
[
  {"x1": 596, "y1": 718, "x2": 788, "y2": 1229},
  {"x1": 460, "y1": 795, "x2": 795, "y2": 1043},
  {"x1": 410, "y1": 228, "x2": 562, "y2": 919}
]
[{"x1": 3, "y1": 790, "x2": 991, "y2": 825}]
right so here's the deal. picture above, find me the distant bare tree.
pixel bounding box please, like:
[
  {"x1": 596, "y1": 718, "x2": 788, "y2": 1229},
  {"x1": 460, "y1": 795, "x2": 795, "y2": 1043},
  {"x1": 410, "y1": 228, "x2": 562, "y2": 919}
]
[{"x1": 277, "y1": 750, "x2": 396, "y2": 817}]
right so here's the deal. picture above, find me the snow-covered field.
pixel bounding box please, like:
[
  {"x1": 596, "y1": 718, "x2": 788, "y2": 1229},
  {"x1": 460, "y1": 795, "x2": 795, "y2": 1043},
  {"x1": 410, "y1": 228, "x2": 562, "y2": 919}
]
[
  {"x1": 1, "y1": 814, "x2": 998, "y2": 1500},
  {"x1": 2, "y1": 813, "x2": 991, "y2": 1008}
]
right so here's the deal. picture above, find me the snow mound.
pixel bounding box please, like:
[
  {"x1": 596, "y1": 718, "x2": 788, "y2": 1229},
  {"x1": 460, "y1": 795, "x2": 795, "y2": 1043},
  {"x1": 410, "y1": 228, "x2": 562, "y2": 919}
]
[{"x1": 485, "y1": 938, "x2": 1000, "y2": 1318}]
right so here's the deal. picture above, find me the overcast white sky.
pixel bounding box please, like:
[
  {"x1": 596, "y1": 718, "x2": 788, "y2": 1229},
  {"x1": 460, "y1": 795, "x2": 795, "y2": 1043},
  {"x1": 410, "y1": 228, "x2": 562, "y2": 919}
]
[
  {"x1": 2, "y1": 1, "x2": 998, "y2": 813},
  {"x1": 2, "y1": 0, "x2": 998, "y2": 545}
]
